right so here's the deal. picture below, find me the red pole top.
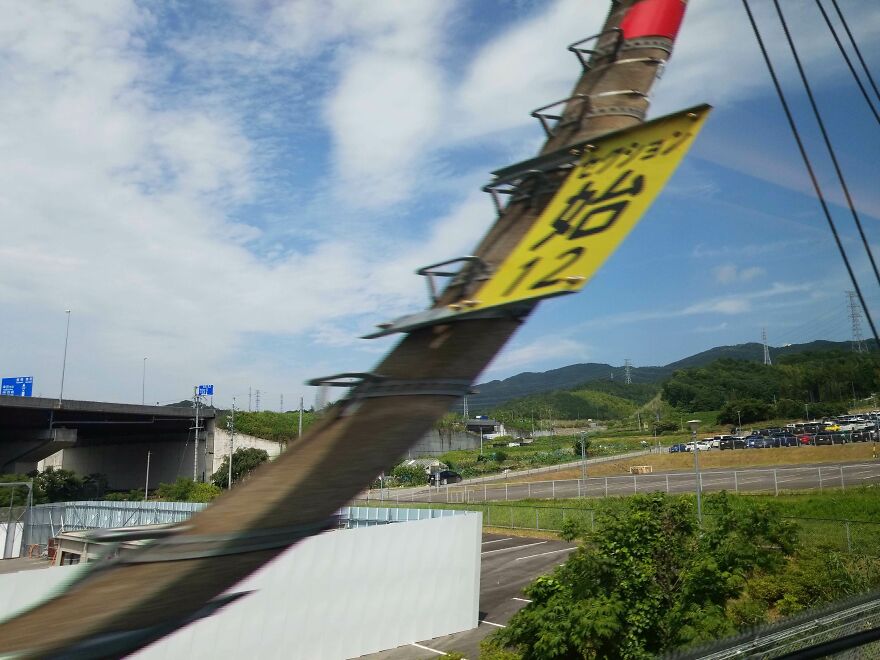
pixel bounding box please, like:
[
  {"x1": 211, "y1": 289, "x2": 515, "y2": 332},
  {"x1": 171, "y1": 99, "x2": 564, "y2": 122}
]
[{"x1": 620, "y1": 0, "x2": 688, "y2": 41}]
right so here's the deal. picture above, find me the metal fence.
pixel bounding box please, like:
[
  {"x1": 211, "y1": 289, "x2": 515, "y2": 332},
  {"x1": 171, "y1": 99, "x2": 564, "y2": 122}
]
[
  {"x1": 14, "y1": 501, "x2": 473, "y2": 558},
  {"x1": 365, "y1": 463, "x2": 880, "y2": 505}
]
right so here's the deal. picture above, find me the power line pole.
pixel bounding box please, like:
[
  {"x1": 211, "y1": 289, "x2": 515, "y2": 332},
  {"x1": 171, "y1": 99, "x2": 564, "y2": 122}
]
[
  {"x1": 228, "y1": 398, "x2": 235, "y2": 490},
  {"x1": 298, "y1": 396, "x2": 304, "y2": 438},
  {"x1": 255, "y1": 389, "x2": 261, "y2": 412},
  {"x1": 463, "y1": 394, "x2": 469, "y2": 419},
  {"x1": 192, "y1": 387, "x2": 200, "y2": 481},
  {"x1": 624, "y1": 358, "x2": 632, "y2": 385},
  {"x1": 847, "y1": 290, "x2": 867, "y2": 353},
  {"x1": 248, "y1": 387, "x2": 252, "y2": 412},
  {"x1": 280, "y1": 393, "x2": 284, "y2": 412},
  {"x1": 762, "y1": 328, "x2": 772, "y2": 365}
]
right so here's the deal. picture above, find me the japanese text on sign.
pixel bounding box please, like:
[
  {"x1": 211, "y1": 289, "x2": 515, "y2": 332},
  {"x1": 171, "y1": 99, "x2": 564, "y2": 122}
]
[{"x1": 467, "y1": 105, "x2": 711, "y2": 312}]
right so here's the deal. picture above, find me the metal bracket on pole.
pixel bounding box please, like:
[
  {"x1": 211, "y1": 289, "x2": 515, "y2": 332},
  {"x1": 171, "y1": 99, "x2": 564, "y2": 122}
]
[
  {"x1": 416, "y1": 256, "x2": 492, "y2": 304},
  {"x1": 567, "y1": 28, "x2": 624, "y2": 70},
  {"x1": 482, "y1": 169, "x2": 558, "y2": 218},
  {"x1": 530, "y1": 91, "x2": 649, "y2": 139},
  {"x1": 307, "y1": 373, "x2": 475, "y2": 400}
]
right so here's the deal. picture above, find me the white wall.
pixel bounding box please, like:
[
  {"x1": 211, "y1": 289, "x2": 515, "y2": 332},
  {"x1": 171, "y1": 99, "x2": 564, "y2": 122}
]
[
  {"x1": 0, "y1": 511, "x2": 481, "y2": 659},
  {"x1": 0, "y1": 522, "x2": 22, "y2": 559},
  {"x1": 211, "y1": 428, "x2": 285, "y2": 475}
]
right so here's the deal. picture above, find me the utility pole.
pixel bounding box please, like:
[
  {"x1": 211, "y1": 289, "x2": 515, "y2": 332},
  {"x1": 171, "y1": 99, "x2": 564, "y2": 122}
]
[
  {"x1": 298, "y1": 396, "x2": 304, "y2": 438},
  {"x1": 255, "y1": 389, "x2": 261, "y2": 412},
  {"x1": 59, "y1": 309, "x2": 71, "y2": 404},
  {"x1": 228, "y1": 398, "x2": 235, "y2": 490},
  {"x1": 193, "y1": 387, "x2": 200, "y2": 481},
  {"x1": 280, "y1": 393, "x2": 284, "y2": 413},
  {"x1": 248, "y1": 387, "x2": 252, "y2": 412},
  {"x1": 0, "y1": 3, "x2": 696, "y2": 651},
  {"x1": 144, "y1": 450, "x2": 151, "y2": 502}
]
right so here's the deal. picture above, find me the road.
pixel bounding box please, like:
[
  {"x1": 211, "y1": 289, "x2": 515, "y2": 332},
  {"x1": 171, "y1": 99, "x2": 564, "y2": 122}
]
[
  {"x1": 364, "y1": 461, "x2": 880, "y2": 505},
  {"x1": 358, "y1": 533, "x2": 576, "y2": 659}
]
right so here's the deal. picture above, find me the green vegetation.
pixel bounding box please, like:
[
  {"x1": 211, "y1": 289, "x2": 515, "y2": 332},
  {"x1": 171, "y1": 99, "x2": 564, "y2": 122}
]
[
  {"x1": 493, "y1": 382, "x2": 659, "y2": 429},
  {"x1": 482, "y1": 492, "x2": 880, "y2": 659},
  {"x1": 662, "y1": 352, "x2": 878, "y2": 416},
  {"x1": 0, "y1": 468, "x2": 111, "y2": 505},
  {"x1": 216, "y1": 410, "x2": 318, "y2": 443},
  {"x1": 212, "y1": 447, "x2": 269, "y2": 488},
  {"x1": 155, "y1": 478, "x2": 221, "y2": 503}
]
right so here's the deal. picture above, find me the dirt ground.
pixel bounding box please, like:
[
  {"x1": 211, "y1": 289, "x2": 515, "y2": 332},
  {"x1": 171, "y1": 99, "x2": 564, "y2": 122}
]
[{"x1": 518, "y1": 443, "x2": 879, "y2": 481}]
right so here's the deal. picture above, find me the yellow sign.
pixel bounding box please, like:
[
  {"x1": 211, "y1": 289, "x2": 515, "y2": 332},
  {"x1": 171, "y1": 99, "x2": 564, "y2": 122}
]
[{"x1": 466, "y1": 104, "x2": 711, "y2": 312}]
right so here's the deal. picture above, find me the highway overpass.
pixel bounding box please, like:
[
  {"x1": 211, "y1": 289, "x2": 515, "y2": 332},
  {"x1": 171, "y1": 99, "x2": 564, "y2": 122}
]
[{"x1": 0, "y1": 396, "x2": 216, "y2": 489}]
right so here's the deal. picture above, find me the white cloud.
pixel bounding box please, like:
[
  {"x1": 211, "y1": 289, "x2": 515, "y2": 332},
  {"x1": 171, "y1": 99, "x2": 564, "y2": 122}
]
[
  {"x1": 713, "y1": 264, "x2": 766, "y2": 284},
  {"x1": 485, "y1": 337, "x2": 591, "y2": 377}
]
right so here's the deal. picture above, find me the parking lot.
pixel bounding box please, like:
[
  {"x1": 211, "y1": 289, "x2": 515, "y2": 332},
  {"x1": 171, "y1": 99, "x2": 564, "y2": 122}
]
[{"x1": 358, "y1": 533, "x2": 576, "y2": 659}]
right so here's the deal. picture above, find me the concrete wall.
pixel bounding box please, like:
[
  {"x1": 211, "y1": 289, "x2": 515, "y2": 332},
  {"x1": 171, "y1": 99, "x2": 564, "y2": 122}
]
[
  {"x1": 0, "y1": 510, "x2": 482, "y2": 659},
  {"x1": 210, "y1": 428, "x2": 285, "y2": 476},
  {"x1": 38, "y1": 432, "x2": 217, "y2": 491}
]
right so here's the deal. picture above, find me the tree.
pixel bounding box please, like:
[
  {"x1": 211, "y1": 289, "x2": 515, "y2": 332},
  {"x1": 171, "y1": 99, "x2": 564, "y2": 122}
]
[
  {"x1": 33, "y1": 467, "x2": 85, "y2": 502},
  {"x1": 212, "y1": 447, "x2": 269, "y2": 488},
  {"x1": 389, "y1": 463, "x2": 428, "y2": 487},
  {"x1": 490, "y1": 493, "x2": 797, "y2": 659}
]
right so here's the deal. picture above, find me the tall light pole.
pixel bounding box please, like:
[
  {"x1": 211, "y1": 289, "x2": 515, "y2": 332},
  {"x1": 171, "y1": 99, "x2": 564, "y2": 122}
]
[
  {"x1": 59, "y1": 309, "x2": 71, "y2": 404},
  {"x1": 142, "y1": 357, "x2": 147, "y2": 405},
  {"x1": 688, "y1": 419, "x2": 702, "y2": 525},
  {"x1": 580, "y1": 432, "x2": 587, "y2": 484},
  {"x1": 144, "y1": 450, "x2": 151, "y2": 502},
  {"x1": 737, "y1": 410, "x2": 741, "y2": 433},
  {"x1": 805, "y1": 403, "x2": 810, "y2": 421}
]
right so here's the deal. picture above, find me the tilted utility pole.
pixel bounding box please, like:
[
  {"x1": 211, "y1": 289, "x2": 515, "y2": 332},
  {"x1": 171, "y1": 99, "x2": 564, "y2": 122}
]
[{"x1": 0, "y1": 2, "x2": 691, "y2": 655}]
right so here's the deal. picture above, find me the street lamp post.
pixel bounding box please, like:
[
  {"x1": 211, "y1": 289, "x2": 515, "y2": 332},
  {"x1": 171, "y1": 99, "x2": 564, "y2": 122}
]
[
  {"x1": 142, "y1": 357, "x2": 147, "y2": 405},
  {"x1": 737, "y1": 410, "x2": 741, "y2": 434},
  {"x1": 688, "y1": 419, "x2": 703, "y2": 525},
  {"x1": 59, "y1": 310, "x2": 71, "y2": 404},
  {"x1": 580, "y1": 433, "x2": 587, "y2": 483},
  {"x1": 805, "y1": 403, "x2": 810, "y2": 421}
]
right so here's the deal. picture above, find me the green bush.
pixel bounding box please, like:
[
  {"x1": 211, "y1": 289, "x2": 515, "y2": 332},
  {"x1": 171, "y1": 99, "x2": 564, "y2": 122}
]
[
  {"x1": 212, "y1": 447, "x2": 269, "y2": 488},
  {"x1": 156, "y1": 478, "x2": 221, "y2": 503},
  {"x1": 390, "y1": 464, "x2": 428, "y2": 487}
]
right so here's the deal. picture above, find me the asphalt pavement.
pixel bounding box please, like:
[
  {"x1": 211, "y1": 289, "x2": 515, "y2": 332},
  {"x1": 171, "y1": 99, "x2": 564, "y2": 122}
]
[{"x1": 357, "y1": 533, "x2": 576, "y2": 659}]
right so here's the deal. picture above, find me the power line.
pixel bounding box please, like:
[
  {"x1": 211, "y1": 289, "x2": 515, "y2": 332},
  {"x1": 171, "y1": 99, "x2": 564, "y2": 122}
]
[
  {"x1": 829, "y1": 0, "x2": 880, "y2": 106},
  {"x1": 814, "y1": 0, "x2": 880, "y2": 126},
  {"x1": 741, "y1": 0, "x2": 880, "y2": 348},
  {"x1": 773, "y1": 0, "x2": 880, "y2": 298}
]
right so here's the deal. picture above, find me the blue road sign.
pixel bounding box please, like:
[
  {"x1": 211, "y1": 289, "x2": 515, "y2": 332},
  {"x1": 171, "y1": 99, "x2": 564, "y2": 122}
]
[
  {"x1": 1, "y1": 377, "x2": 33, "y2": 397},
  {"x1": 198, "y1": 384, "x2": 214, "y2": 396}
]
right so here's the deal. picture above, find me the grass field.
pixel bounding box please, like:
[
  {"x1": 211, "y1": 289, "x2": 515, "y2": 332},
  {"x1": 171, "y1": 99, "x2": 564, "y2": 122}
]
[
  {"x1": 357, "y1": 488, "x2": 880, "y2": 555},
  {"x1": 519, "y1": 443, "x2": 879, "y2": 481}
]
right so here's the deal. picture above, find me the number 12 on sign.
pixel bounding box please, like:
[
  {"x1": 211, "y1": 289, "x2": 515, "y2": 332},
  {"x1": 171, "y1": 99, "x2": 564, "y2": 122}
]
[{"x1": 469, "y1": 105, "x2": 711, "y2": 311}]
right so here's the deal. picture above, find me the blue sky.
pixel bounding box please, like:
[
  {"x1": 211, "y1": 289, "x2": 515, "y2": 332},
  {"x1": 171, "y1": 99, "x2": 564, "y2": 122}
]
[{"x1": 1, "y1": 1, "x2": 879, "y2": 408}]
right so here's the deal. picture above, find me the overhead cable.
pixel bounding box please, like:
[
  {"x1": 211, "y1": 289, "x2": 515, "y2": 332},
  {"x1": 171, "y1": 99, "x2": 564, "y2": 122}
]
[
  {"x1": 772, "y1": 0, "x2": 880, "y2": 312},
  {"x1": 740, "y1": 0, "x2": 880, "y2": 347},
  {"x1": 830, "y1": 0, "x2": 880, "y2": 106},
  {"x1": 814, "y1": 0, "x2": 880, "y2": 126}
]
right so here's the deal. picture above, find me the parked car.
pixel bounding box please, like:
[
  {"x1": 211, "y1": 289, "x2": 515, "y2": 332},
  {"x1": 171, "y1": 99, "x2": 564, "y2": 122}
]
[
  {"x1": 719, "y1": 437, "x2": 746, "y2": 450},
  {"x1": 668, "y1": 443, "x2": 687, "y2": 453},
  {"x1": 428, "y1": 470, "x2": 462, "y2": 486},
  {"x1": 771, "y1": 434, "x2": 799, "y2": 447},
  {"x1": 745, "y1": 435, "x2": 764, "y2": 448}
]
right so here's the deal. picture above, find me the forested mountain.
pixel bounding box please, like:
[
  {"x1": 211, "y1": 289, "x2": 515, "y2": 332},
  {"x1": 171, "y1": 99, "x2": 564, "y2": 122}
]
[{"x1": 469, "y1": 340, "x2": 862, "y2": 411}]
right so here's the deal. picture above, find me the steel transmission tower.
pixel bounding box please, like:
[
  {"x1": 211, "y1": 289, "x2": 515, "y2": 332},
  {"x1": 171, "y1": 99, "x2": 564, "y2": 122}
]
[
  {"x1": 847, "y1": 290, "x2": 867, "y2": 353},
  {"x1": 762, "y1": 328, "x2": 772, "y2": 366},
  {"x1": 624, "y1": 359, "x2": 632, "y2": 385},
  {"x1": 255, "y1": 389, "x2": 261, "y2": 412}
]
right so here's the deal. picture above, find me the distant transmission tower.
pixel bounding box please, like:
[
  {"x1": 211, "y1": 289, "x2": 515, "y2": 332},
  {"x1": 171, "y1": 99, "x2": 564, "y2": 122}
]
[
  {"x1": 463, "y1": 394, "x2": 469, "y2": 419},
  {"x1": 847, "y1": 290, "x2": 867, "y2": 353},
  {"x1": 762, "y1": 328, "x2": 772, "y2": 366},
  {"x1": 248, "y1": 387, "x2": 252, "y2": 412},
  {"x1": 624, "y1": 359, "x2": 632, "y2": 385},
  {"x1": 255, "y1": 389, "x2": 261, "y2": 412},
  {"x1": 280, "y1": 393, "x2": 284, "y2": 412}
]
